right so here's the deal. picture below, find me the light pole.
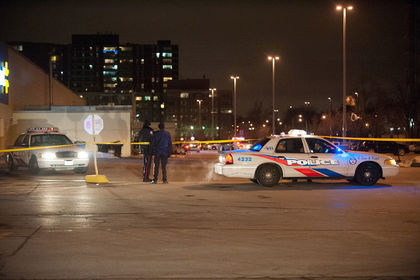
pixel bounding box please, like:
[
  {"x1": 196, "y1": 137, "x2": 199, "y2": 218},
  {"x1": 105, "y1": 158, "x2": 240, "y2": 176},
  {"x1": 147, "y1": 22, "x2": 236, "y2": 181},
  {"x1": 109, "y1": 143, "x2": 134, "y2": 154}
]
[
  {"x1": 354, "y1": 91, "x2": 359, "y2": 112},
  {"x1": 336, "y1": 4, "x2": 353, "y2": 138},
  {"x1": 328, "y1": 97, "x2": 333, "y2": 136},
  {"x1": 197, "y1": 99, "x2": 203, "y2": 129},
  {"x1": 230, "y1": 75, "x2": 239, "y2": 137},
  {"x1": 209, "y1": 88, "x2": 216, "y2": 140},
  {"x1": 304, "y1": 101, "x2": 310, "y2": 132},
  {"x1": 268, "y1": 56, "x2": 280, "y2": 135}
]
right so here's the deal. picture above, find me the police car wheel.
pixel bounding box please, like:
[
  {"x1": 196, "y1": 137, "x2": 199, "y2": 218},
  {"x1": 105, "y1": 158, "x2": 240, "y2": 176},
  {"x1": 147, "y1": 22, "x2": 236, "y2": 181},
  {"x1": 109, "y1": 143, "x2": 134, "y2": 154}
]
[
  {"x1": 6, "y1": 154, "x2": 17, "y2": 172},
  {"x1": 249, "y1": 178, "x2": 259, "y2": 184},
  {"x1": 355, "y1": 163, "x2": 380, "y2": 186},
  {"x1": 256, "y1": 164, "x2": 281, "y2": 187},
  {"x1": 29, "y1": 157, "x2": 40, "y2": 175},
  {"x1": 74, "y1": 167, "x2": 88, "y2": 174}
]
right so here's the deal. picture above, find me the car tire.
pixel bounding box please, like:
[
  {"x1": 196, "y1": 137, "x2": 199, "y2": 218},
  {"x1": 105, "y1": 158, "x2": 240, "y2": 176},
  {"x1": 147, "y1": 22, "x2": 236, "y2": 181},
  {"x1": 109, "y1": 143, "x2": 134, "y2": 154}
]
[
  {"x1": 249, "y1": 178, "x2": 259, "y2": 184},
  {"x1": 355, "y1": 163, "x2": 380, "y2": 186},
  {"x1": 6, "y1": 154, "x2": 17, "y2": 173},
  {"x1": 256, "y1": 164, "x2": 281, "y2": 187},
  {"x1": 29, "y1": 156, "x2": 40, "y2": 175},
  {"x1": 74, "y1": 167, "x2": 88, "y2": 174}
]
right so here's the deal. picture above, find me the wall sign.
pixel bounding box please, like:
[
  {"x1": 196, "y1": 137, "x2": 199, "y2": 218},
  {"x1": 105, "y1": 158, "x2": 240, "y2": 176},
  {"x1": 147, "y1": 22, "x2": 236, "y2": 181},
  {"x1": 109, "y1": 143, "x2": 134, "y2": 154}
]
[{"x1": 0, "y1": 43, "x2": 8, "y2": 105}]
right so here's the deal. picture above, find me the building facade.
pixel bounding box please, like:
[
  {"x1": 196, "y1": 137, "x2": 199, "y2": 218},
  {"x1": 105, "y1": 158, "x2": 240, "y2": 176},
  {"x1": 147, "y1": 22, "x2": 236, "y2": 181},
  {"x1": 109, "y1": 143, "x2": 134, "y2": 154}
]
[
  {"x1": 8, "y1": 35, "x2": 179, "y2": 123},
  {"x1": 0, "y1": 42, "x2": 86, "y2": 150},
  {"x1": 165, "y1": 79, "x2": 233, "y2": 140}
]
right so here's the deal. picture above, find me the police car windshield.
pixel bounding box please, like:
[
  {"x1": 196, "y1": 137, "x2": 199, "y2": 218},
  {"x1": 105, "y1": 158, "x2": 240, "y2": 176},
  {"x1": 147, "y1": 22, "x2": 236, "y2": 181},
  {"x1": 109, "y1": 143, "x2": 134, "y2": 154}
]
[
  {"x1": 31, "y1": 134, "x2": 73, "y2": 146},
  {"x1": 250, "y1": 138, "x2": 270, "y2": 151}
]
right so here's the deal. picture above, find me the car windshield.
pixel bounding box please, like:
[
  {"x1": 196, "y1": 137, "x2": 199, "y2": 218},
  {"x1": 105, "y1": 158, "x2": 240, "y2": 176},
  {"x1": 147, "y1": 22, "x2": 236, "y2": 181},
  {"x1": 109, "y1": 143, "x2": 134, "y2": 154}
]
[
  {"x1": 250, "y1": 138, "x2": 270, "y2": 151},
  {"x1": 30, "y1": 134, "x2": 73, "y2": 146}
]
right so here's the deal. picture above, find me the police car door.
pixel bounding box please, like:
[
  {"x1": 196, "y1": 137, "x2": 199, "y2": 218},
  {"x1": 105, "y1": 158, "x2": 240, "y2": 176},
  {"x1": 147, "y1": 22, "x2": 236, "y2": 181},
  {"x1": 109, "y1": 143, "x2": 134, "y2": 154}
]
[
  {"x1": 12, "y1": 134, "x2": 31, "y2": 165},
  {"x1": 274, "y1": 138, "x2": 310, "y2": 178},
  {"x1": 305, "y1": 138, "x2": 349, "y2": 178}
]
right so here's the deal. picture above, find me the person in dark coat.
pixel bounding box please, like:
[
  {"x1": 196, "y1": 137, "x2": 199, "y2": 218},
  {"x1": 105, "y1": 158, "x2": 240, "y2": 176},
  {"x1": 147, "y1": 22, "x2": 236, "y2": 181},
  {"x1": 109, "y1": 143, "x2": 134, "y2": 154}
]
[
  {"x1": 151, "y1": 122, "x2": 172, "y2": 184},
  {"x1": 138, "y1": 120, "x2": 154, "y2": 182}
]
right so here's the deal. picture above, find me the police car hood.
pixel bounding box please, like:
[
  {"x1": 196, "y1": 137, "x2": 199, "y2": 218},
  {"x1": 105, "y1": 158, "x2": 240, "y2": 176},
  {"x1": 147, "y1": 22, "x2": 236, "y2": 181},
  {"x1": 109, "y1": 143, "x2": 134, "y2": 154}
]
[
  {"x1": 36, "y1": 145, "x2": 84, "y2": 152},
  {"x1": 344, "y1": 150, "x2": 395, "y2": 160}
]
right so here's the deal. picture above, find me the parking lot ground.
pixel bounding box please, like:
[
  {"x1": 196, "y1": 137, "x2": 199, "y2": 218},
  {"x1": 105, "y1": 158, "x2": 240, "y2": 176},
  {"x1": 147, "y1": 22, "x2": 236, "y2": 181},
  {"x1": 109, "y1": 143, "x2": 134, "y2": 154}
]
[{"x1": 0, "y1": 152, "x2": 419, "y2": 279}]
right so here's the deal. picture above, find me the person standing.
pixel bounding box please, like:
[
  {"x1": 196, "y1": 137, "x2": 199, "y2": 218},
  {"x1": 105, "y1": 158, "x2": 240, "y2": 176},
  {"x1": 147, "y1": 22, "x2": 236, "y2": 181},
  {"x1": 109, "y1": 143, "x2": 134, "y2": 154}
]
[
  {"x1": 151, "y1": 122, "x2": 172, "y2": 184},
  {"x1": 138, "y1": 120, "x2": 153, "y2": 182}
]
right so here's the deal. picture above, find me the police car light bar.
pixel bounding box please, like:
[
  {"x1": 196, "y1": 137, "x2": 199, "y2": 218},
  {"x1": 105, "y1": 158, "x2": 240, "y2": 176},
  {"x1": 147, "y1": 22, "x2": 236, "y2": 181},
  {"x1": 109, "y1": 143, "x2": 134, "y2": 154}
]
[
  {"x1": 27, "y1": 127, "x2": 59, "y2": 132},
  {"x1": 288, "y1": 129, "x2": 307, "y2": 136}
]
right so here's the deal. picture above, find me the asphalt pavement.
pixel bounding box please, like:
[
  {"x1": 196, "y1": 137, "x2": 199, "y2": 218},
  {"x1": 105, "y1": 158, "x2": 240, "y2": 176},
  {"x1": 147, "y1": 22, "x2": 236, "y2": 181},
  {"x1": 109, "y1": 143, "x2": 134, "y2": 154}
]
[{"x1": 0, "y1": 152, "x2": 419, "y2": 279}]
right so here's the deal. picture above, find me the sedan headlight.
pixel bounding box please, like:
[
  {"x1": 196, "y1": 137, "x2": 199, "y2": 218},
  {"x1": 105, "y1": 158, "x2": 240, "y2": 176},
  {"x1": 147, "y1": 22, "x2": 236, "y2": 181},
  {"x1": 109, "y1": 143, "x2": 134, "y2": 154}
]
[
  {"x1": 78, "y1": 151, "x2": 89, "y2": 159},
  {"x1": 39, "y1": 152, "x2": 56, "y2": 160},
  {"x1": 384, "y1": 159, "x2": 398, "y2": 166}
]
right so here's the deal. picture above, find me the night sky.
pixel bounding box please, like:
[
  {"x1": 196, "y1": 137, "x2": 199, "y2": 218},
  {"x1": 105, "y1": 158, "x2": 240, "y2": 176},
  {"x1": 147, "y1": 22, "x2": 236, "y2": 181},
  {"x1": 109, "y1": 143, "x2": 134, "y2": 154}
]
[{"x1": 0, "y1": 0, "x2": 413, "y2": 116}]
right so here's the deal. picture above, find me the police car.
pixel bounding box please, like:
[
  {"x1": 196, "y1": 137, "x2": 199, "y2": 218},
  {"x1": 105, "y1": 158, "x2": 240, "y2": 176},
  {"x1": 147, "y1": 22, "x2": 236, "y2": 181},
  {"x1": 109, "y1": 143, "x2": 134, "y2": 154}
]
[
  {"x1": 4, "y1": 128, "x2": 89, "y2": 174},
  {"x1": 214, "y1": 130, "x2": 399, "y2": 186}
]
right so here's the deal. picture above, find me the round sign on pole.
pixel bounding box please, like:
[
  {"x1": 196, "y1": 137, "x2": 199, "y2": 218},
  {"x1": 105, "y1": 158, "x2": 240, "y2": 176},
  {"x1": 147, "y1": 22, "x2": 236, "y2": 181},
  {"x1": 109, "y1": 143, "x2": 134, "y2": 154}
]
[{"x1": 84, "y1": 114, "x2": 104, "y2": 135}]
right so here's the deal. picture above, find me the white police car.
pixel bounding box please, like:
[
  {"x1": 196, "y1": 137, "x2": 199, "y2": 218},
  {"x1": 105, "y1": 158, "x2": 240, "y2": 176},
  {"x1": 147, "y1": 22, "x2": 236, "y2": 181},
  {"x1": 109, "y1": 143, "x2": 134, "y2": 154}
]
[
  {"x1": 214, "y1": 130, "x2": 399, "y2": 186},
  {"x1": 5, "y1": 128, "x2": 89, "y2": 174}
]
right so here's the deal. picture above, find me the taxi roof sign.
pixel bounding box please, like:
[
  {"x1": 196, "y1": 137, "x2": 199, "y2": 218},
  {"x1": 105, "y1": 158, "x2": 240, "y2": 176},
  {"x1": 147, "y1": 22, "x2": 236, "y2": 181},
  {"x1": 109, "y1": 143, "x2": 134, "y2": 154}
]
[
  {"x1": 27, "y1": 127, "x2": 59, "y2": 133},
  {"x1": 288, "y1": 129, "x2": 307, "y2": 136}
]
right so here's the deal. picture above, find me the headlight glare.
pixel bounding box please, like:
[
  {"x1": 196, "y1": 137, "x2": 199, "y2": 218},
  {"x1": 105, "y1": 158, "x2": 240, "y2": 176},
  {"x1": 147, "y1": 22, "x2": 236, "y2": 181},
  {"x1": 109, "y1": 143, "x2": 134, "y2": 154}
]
[
  {"x1": 384, "y1": 159, "x2": 397, "y2": 166},
  {"x1": 41, "y1": 152, "x2": 56, "y2": 160},
  {"x1": 78, "y1": 151, "x2": 89, "y2": 159}
]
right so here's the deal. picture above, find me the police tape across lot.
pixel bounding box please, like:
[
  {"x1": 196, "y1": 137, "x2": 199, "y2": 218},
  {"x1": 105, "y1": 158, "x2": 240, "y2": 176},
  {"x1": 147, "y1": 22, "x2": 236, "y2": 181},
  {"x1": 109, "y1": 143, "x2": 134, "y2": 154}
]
[{"x1": 1, "y1": 136, "x2": 420, "y2": 154}]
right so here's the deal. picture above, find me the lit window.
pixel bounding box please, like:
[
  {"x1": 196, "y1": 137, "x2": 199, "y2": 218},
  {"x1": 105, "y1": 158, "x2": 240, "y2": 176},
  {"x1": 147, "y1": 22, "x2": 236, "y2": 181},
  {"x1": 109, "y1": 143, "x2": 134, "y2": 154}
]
[
  {"x1": 160, "y1": 103, "x2": 165, "y2": 109},
  {"x1": 163, "y1": 59, "x2": 172, "y2": 64},
  {"x1": 111, "y1": 77, "x2": 117, "y2": 82},
  {"x1": 136, "y1": 96, "x2": 142, "y2": 101},
  {"x1": 141, "y1": 59, "x2": 144, "y2": 64},
  {"x1": 153, "y1": 96, "x2": 159, "y2": 101},
  {"x1": 141, "y1": 83, "x2": 144, "y2": 89},
  {"x1": 162, "y1": 65, "x2": 172, "y2": 69},
  {"x1": 104, "y1": 59, "x2": 114, "y2": 63},
  {"x1": 180, "y1": 92, "x2": 189, "y2": 98},
  {"x1": 163, "y1": 77, "x2": 172, "y2": 82},
  {"x1": 156, "y1": 53, "x2": 160, "y2": 58},
  {"x1": 145, "y1": 96, "x2": 151, "y2": 101},
  {"x1": 162, "y1": 52, "x2": 172, "y2": 58},
  {"x1": 103, "y1": 47, "x2": 118, "y2": 54},
  {"x1": 152, "y1": 77, "x2": 155, "y2": 82},
  {"x1": 104, "y1": 83, "x2": 117, "y2": 88},
  {"x1": 89, "y1": 64, "x2": 93, "y2": 69},
  {"x1": 163, "y1": 83, "x2": 168, "y2": 88},
  {"x1": 120, "y1": 46, "x2": 132, "y2": 52}
]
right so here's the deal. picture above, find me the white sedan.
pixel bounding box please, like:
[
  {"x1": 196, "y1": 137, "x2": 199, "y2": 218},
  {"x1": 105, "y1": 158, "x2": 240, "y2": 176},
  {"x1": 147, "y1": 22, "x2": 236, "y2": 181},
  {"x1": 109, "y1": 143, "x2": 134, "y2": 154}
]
[
  {"x1": 214, "y1": 132, "x2": 399, "y2": 187},
  {"x1": 5, "y1": 128, "x2": 89, "y2": 174}
]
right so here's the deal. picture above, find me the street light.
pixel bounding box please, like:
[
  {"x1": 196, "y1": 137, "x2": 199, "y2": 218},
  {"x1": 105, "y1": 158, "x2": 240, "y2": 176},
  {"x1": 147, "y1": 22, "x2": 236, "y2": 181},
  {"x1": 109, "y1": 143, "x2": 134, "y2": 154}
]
[
  {"x1": 268, "y1": 56, "x2": 280, "y2": 135},
  {"x1": 197, "y1": 99, "x2": 203, "y2": 129},
  {"x1": 230, "y1": 75, "x2": 239, "y2": 137},
  {"x1": 354, "y1": 91, "x2": 359, "y2": 112},
  {"x1": 209, "y1": 88, "x2": 217, "y2": 140},
  {"x1": 304, "y1": 101, "x2": 310, "y2": 132},
  {"x1": 336, "y1": 4, "x2": 353, "y2": 138}
]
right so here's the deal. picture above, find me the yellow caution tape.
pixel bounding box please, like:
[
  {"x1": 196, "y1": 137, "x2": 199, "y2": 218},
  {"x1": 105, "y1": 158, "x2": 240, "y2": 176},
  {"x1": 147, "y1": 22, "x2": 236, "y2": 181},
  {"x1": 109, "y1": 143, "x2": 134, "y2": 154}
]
[
  {"x1": 0, "y1": 144, "x2": 78, "y2": 153},
  {"x1": 320, "y1": 136, "x2": 420, "y2": 142},
  {"x1": 1, "y1": 137, "x2": 419, "y2": 154}
]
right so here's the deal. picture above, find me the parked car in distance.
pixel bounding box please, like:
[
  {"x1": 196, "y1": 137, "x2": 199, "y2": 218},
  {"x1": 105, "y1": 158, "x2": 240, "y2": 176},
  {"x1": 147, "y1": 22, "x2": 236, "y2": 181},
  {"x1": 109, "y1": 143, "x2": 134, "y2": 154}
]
[{"x1": 356, "y1": 140, "x2": 410, "y2": 156}]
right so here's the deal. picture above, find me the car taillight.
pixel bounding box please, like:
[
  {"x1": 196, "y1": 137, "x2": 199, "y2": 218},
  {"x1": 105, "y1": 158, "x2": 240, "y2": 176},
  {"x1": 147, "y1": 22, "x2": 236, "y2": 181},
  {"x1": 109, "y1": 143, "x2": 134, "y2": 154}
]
[{"x1": 225, "y1": 154, "x2": 233, "y2": 164}]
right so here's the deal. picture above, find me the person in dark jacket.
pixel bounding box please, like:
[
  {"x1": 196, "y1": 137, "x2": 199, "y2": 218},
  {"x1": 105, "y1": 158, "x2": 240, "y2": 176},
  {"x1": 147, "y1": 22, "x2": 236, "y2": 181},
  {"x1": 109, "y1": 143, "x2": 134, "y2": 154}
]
[
  {"x1": 151, "y1": 122, "x2": 172, "y2": 184},
  {"x1": 138, "y1": 120, "x2": 154, "y2": 182}
]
